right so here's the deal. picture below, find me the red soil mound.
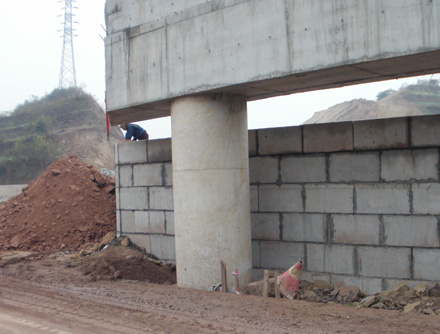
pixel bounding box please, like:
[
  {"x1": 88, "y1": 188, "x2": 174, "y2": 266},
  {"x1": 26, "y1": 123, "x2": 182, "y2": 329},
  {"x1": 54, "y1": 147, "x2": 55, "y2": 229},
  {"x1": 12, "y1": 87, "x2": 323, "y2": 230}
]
[{"x1": 0, "y1": 155, "x2": 116, "y2": 252}]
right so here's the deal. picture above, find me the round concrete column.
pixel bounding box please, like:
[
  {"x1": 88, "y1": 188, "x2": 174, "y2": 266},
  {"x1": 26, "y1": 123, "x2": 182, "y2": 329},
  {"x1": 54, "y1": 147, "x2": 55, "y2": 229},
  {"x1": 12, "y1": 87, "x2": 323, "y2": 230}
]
[{"x1": 171, "y1": 94, "x2": 252, "y2": 290}]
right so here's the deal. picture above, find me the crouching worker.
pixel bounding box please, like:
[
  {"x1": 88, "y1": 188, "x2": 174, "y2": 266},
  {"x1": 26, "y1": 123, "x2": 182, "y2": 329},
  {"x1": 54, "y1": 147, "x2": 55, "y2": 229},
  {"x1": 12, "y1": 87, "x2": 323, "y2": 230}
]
[{"x1": 120, "y1": 123, "x2": 149, "y2": 141}]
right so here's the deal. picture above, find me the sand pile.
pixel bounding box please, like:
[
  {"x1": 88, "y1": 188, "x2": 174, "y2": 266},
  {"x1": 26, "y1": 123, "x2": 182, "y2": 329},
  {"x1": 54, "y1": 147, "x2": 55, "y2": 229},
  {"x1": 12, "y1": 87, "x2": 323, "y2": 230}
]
[{"x1": 0, "y1": 155, "x2": 116, "y2": 252}]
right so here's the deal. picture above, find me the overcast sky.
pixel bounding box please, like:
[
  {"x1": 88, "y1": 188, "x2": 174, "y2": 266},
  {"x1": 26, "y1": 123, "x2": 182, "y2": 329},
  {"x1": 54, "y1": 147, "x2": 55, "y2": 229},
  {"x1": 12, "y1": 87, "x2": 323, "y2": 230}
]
[{"x1": 1, "y1": 0, "x2": 438, "y2": 139}]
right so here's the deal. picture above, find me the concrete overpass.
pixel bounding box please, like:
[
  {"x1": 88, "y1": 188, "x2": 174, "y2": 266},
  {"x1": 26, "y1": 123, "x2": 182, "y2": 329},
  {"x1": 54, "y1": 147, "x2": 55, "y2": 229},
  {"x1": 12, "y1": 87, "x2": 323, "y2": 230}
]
[{"x1": 105, "y1": 0, "x2": 440, "y2": 290}]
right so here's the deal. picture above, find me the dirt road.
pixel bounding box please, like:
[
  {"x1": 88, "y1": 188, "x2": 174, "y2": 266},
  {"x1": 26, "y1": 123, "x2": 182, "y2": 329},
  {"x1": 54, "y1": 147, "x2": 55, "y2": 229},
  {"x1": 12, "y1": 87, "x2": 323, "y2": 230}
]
[{"x1": 1, "y1": 256, "x2": 440, "y2": 334}]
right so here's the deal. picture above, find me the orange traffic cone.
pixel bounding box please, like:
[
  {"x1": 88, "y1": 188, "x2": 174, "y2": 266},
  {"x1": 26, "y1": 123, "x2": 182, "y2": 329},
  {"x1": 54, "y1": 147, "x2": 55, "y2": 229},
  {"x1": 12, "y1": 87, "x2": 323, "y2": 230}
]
[{"x1": 276, "y1": 261, "x2": 303, "y2": 299}]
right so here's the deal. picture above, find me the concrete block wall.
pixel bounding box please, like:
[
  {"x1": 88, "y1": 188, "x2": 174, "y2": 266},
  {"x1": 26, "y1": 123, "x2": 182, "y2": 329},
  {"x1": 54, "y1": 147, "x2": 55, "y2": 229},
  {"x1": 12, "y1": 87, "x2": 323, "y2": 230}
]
[{"x1": 116, "y1": 115, "x2": 440, "y2": 293}]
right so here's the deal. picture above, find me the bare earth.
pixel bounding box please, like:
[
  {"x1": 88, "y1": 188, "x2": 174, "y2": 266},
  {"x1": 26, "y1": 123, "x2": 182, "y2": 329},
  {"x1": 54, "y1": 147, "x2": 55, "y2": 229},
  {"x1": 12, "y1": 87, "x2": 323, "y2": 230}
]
[{"x1": 1, "y1": 252, "x2": 439, "y2": 334}]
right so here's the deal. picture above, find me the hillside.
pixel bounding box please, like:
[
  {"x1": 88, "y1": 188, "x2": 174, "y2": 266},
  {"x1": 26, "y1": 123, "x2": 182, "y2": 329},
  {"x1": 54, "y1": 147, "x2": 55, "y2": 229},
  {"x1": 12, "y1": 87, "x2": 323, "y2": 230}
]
[
  {"x1": 0, "y1": 88, "x2": 123, "y2": 184},
  {"x1": 304, "y1": 80, "x2": 440, "y2": 124}
]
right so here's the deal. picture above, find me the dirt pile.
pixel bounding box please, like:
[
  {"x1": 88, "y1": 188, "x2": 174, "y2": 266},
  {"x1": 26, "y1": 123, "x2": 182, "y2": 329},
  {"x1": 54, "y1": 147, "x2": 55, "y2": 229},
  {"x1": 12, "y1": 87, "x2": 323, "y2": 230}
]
[
  {"x1": 243, "y1": 277, "x2": 440, "y2": 315},
  {"x1": 0, "y1": 155, "x2": 116, "y2": 252}
]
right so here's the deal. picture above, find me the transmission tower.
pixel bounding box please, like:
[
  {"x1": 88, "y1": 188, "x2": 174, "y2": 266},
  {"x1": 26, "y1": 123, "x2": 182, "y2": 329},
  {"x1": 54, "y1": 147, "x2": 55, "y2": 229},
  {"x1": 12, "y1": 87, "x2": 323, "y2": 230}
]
[{"x1": 58, "y1": 0, "x2": 77, "y2": 88}]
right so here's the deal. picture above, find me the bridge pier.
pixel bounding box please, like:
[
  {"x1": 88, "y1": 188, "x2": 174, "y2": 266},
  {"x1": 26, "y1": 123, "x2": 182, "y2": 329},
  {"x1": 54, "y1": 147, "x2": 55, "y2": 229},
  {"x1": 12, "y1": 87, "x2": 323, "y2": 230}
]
[{"x1": 170, "y1": 94, "x2": 252, "y2": 290}]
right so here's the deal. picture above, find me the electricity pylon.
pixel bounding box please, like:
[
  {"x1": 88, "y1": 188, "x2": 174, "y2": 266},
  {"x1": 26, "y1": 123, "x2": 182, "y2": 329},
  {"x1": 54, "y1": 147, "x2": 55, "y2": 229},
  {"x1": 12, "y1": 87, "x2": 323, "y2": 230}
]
[{"x1": 58, "y1": 0, "x2": 77, "y2": 88}]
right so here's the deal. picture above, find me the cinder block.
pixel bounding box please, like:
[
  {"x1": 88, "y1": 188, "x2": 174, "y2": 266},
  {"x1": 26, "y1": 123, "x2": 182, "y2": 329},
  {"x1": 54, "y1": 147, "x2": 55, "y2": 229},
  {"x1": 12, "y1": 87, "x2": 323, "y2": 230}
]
[
  {"x1": 332, "y1": 214, "x2": 380, "y2": 245},
  {"x1": 258, "y1": 126, "x2": 302, "y2": 155},
  {"x1": 120, "y1": 187, "x2": 148, "y2": 211},
  {"x1": 355, "y1": 184, "x2": 410, "y2": 214},
  {"x1": 248, "y1": 130, "x2": 257, "y2": 156},
  {"x1": 120, "y1": 210, "x2": 135, "y2": 233},
  {"x1": 249, "y1": 156, "x2": 279, "y2": 184},
  {"x1": 134, "y1": 211, "x2": 149, "y2": 233},
  {"x1": 148, "y1": 138, "x2": 172, "y2": 162},
  {"x1": 149, "y1": 211, "x2": 166, "y2": 234},
  {"x1": 354, "y1": 117, "x2": 408, "y2": 150},
  {"x1": 119, "y1": 165, "x2": 133, "y2": 187},
  {"x1": 331, "y1": 274, "x2": 383, "y2": 295},
  {"x1": 127, "y1": 234, "x2": 151, "y2": 253},
  {"x1": 115, "y1": 187, "x2": 120, "y2": 210},
  {"x1": 151, "y1": 235, "x2": 176, "y2": 261},
  {"x1": 259, "y1": 184, "x2": 303, "y2": 212},
  {"x1": 281, "y1": 155, "x2": 326, "y2": 183},
  {"x1": 304, "y1": 122, "x2": 353, "y2": 153},
  {"x1": 260, "y1": 241, "x2": 304, "y2": 270},
  {"x1": 252, "y1": 268, "x2": 264, "y2": 281},
  {"x1": 116, "y1": 210, "x2": 121, "y2": 233},
  {"x1": 300, "y1": 271, "x2": 330, "y2": 284},
  {"x1": 412, "y1": 183, "x2": 440, "y2": 214},
  {"x1": 165, "y1": 211, "x2": 174, "y2": 235},
  {"x1": 357, "y1": 246, "x2": 411, "y2": 279},
  {"x1": 306, "y1": 244, "x2": 355, "y2": 275},
  {"x1": 384, "y1": 278, "x2": 437, "y2": 291},
  {"x1": 381, "y1": 149, "x2": 438, "y2": 181},
  {"x1": 329, "y1": 152, "x2": 380, "y2": 182},
  {"x1": 383, "y1": 215, "x2": 439, "y2": 247},
  {"x1": 117, "y1": 140, "x2": 148, "y2": 164},
  {"x1": 133, "y1": 163, "x2": 163, "y2": 186},
  {"x1": 411, "y1": 115, "x2": 440, "y2": 147},
  {"x1": 149, "y1": 187, "x2": 174, "y2": 210},
  {"x1": 251, "y1": 213, "x2": 280, "y2": 240},
  {"x1": 283, "y1": 213, "x2": 326, "y2": 243},
  {"x1": 305, "y1": 184, "x2": 354, "y2": 214},
  {"x1": 250, "y1": 185, "x2": 258, "y2": 212},
  {"x1": 414, "y1": 249, "x2": 440, "y2": 280},
  {"x1": 252, "y1": 241, "x2": 261, "y2": 267},
  {"x1": 164, "y1": 163, "x2": 173, "y2": 186}
]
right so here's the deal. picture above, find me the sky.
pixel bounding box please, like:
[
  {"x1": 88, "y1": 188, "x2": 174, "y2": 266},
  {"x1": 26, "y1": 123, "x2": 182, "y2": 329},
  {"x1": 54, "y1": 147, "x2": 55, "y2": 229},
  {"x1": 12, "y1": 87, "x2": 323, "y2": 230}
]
[{"x1": 1, "y1": 0, "x2": 439, "y2": 139}]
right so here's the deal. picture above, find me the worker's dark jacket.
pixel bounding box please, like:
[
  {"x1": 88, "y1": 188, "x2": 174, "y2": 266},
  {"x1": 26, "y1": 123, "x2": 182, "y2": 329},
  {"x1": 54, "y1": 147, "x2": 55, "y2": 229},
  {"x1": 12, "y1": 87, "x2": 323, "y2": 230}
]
[{"x1": 125, "y1": 124, "x2": 148, "y2": 141}]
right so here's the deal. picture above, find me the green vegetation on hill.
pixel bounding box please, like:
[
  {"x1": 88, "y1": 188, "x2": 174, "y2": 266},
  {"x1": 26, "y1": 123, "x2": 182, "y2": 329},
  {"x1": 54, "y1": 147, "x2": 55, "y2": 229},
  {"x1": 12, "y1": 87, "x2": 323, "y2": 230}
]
[{"x1": 0, "y1": 87, "x2": 104, "y2": 184}]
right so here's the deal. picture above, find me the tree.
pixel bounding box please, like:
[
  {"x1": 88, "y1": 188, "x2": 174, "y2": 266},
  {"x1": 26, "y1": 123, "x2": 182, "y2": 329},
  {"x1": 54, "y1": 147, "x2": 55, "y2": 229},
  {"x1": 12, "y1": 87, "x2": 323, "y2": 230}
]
[{"x1": 376, "y1": 89, "x2": 395, "y2": 101}]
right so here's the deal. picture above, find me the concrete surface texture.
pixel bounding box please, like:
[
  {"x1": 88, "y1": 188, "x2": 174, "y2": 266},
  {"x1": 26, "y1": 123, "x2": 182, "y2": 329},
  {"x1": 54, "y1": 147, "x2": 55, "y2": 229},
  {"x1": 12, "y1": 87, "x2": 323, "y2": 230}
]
[
  {"x1": 105, "y1": 0, "x2": 440, "y2": 124},
  {"x1": 171, "y1": 94, "x2": 252, "y2": 290},
  {"x1": 0, "y1": 185, "x2": 26, "y2": 202},
  {"x1": 115, "y1": 114, "x2": 440, "y2": 294}
]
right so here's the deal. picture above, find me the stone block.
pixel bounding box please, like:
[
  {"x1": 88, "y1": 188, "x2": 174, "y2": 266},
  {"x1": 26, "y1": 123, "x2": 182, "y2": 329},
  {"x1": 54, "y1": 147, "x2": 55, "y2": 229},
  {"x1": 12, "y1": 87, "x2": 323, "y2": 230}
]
[
  {"x1": 149, "y1": 187, "x2": 174, "y2": 210},
  {"x1": 329, "y1": 152, "x2": 380, "y2": 182},
  {"x1": 259, "y1": 184, "x2": 303, "y2": 212},
  {"x1": 119, "y1": 187, "x2": 148, "y2": 211},
  {"x1": 412, "y1": 183, "x2": 440, "y2": 214},
  {"x1": 117, "y1": 140, "x2": 148, "y2": 165},
  {"x1": 149, "y1": 211, "x2": 166, "y2": 234},
  {"x1": 353, "y1": 118, "x2": 408, "y2": 150},
  {"x1": 134, "y1": 211, "x2": 149, "y2": 233},
  {"x1": 258, "y1": 126, "x2": 302, "y2": 155},
  {"x1": 413, "y1": 249, "x2": 440, "y2": 281},
  {"x1": 305, "y1": 184, "x2": 354, "y2": 213},
  {"x1": 119, "y1": 165, "x2": 133, "y2": 187},
  {"x1": 381, "y1": 149, "x2": 438, "y2": 181},
  {"x1": 411, "y1": 115, "x2": 440, "y2": 147},
  {"x1": 252, "y1": 241, "x2": 261, "y2": 267},
  {"x1": 251, "y1": 213, "x2": 280, "y2": 240},
  {"x1": 332, "y1": 214, "x2": 380, "y2": 245},
  {"x1": 304, "y1": 122, "x2": 353, "y2": 153},
  {"x1": 116, "y1": 209, "x2": 121, "y2": 232},
  {"x1": 165, "y1": 211, "x2": 175, "y2": 235},
  {"x1": 281, "y1": 155, "x2": 326, "y2": 183},
  {"x1": 260, "y1": 241, "x2": 304, "y2": 270},
  {"x1": 306, "y1": 244, "x2": 355, "y2": 275},
  {"x1": 151, "y1": 235, "x2": 176, "y2": 261},
  {"x1": 250, "y1": 185, "x2": 258, "y2": 212},
  {"x1": 383, "y1": 215, "x2": 439, "y2": 247},
  {"x1": 249, "y1": 156, "x2": 279, "y2": 184},
  {"x1": 133, "y1": 163, "x2": 163, "y2": 186},
  {"x1": 355, "y1": 184, "x2": 410, "y2": 214},
  {"x1": 120, "y1": 210, "x2": 135, "y2": 233},
  {"x1": 331, "y1": 274, "x2": 383, "y2": 295},
  {"x1": 127, "y1": 234, "x2": 151, "y2": 254},
  {"x1": 357, "y1": 246, "x2": 411, "y2": 279},
  {"x1": 300, "y1": 272, "x2": 331, "y2": 284},
  {"x1": 283, "y1": 213, "x2": 326, "y2": 243},
  {"x1": 164, "y1": 163, "x2": 173, "y2": 186},
  {"x1": 148, "y1": 138, "x2": 172, "y2": 162},
  {"x1": 252, "y1": 268, "x2": 264, "y2": 281},
  {"x1": 248, "y1": 130, "x2": 257, "y2": 156}
]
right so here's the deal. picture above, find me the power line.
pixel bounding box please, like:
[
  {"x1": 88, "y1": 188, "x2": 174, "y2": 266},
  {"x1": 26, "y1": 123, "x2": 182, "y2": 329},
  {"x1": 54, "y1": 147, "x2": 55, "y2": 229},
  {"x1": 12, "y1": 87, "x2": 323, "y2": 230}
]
[{"x1": 58, "y1": 0, "x2": 78, "y2": 88}]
